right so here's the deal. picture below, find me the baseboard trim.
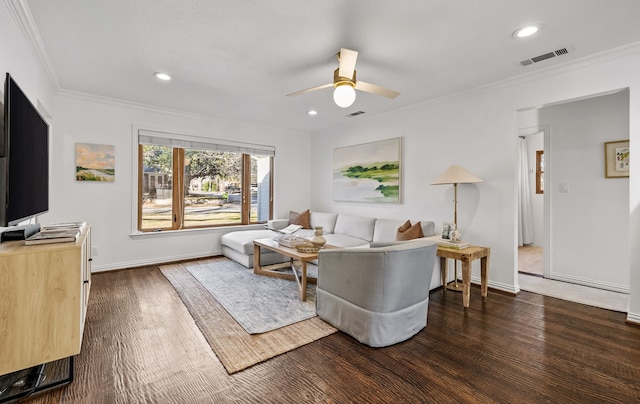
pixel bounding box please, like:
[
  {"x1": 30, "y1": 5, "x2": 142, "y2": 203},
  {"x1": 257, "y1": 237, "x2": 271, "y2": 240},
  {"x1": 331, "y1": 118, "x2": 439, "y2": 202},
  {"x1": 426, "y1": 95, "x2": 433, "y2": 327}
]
[
  {"x1": 91, "y1": 250, "x2": 221, "y2": 272},
  {"x1": 626, "y1": 312, "x2": 640, "y2": 326},
  {"x1": 470, "y1": 276, "x2": 518, "y2": 294},
  {"x1": 549, "y1": 272, "x2": 629, "y2": 294}
]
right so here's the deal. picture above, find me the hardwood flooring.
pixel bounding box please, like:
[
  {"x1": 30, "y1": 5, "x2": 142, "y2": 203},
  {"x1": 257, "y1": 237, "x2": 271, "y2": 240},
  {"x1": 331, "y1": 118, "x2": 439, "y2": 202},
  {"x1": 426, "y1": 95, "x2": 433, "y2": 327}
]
[{"x1": 20, "y1": 263, "x2": 640, "y2": 403}]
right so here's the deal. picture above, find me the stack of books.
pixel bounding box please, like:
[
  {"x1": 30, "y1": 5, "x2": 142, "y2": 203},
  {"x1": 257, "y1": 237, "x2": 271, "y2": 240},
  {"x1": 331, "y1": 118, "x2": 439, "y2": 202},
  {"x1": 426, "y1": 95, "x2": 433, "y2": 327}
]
[
  {"x1": 437, "y1": 239, "x2": 469, "y2": 249},
  {"x1": 41, "y1": 222, "x2": 85, "y2": 231},
  {"x1": 24, "y1": 222, "x2": 85, "y2": 245}
]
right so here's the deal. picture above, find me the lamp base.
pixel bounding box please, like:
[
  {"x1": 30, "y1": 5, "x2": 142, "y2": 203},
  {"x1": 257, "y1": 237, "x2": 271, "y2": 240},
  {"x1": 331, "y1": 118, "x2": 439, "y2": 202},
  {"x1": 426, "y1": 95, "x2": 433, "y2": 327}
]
[{"x1": 446, "y1": 281, "x2": 464, "y2": 292}]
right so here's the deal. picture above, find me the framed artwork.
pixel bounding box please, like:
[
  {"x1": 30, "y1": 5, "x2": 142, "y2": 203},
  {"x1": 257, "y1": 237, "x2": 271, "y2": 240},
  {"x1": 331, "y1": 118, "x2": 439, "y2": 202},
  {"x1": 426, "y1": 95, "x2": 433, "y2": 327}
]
[
  {"x1": 441, "y1": 223, "x2": 456, "y2": 240},
  {"x1": 75, "y1": 143, "x2": 115, "y2": 182},
  {"x1": 333, "y1": 137, "x2": 401, "y2": 203},
  {"x1": 604, "y1": 140, "x2": 629, "y2": 178}
]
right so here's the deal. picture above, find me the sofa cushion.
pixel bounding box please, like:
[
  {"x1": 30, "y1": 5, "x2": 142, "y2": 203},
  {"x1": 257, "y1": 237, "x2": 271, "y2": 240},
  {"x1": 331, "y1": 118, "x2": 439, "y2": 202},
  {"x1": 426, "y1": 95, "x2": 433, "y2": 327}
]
[
  {"x1": 419, "y1": 221, "x2": 436, "y2": 238},
  {"x1": 289, "y1": 210, "x2": 311, "y2": 229},
  {"x1": 221, "y1": 229, "x2": 277, "y2": 255},
  {"x1": 333, "y1": 214, "x2": 376, "y2": 242},
  {"x1": 324, "y1": 233, "x2": 370, "y2": 248},
  {"x1": 372, "y1": 218, "x2": 407, "y2": 242},
  {"x1": 396, "y1": 221, "x2": 424, "y2": 241},
  {"x1": 310, "y1": 212, "x2": 339, "y2": 233}
]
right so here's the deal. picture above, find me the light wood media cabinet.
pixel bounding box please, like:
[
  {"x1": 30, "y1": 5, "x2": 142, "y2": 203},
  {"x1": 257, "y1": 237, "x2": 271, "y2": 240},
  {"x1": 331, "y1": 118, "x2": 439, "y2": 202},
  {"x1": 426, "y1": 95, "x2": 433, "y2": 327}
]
[{"x1": 0, "y1": 224, "x2": 91, "y2": 375}]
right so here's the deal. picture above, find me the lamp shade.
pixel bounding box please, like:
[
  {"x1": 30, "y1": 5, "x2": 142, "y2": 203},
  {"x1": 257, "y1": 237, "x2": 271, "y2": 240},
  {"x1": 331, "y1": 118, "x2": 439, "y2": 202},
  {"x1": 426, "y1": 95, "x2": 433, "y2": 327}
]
[{"x1": 431, "y1": 165, "x2": 483, "y2": 185}]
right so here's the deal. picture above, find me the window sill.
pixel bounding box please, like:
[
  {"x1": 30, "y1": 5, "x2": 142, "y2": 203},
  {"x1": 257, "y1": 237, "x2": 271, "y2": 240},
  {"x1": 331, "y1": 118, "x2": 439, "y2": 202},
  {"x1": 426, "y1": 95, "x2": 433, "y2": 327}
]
[{"x1": 129, "y1": 223, "x2": 267, "y2": 239}]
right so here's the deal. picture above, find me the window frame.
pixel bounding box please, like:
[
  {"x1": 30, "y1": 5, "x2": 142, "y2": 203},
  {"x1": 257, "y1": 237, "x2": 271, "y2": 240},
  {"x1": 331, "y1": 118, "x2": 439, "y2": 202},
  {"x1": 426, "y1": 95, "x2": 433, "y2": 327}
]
[
  {"x1": 536, "y1": 150, "x2": 544, "y2": 194},
  {"x1": 135, "y1": 130, "x2": 274, "y2": 233}
]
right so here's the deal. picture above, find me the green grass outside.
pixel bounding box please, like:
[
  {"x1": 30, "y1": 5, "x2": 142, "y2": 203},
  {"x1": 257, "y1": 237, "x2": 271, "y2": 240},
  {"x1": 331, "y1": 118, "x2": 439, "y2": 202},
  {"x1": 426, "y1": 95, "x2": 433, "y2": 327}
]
[{"x1": 141, "y1": 210, "x2": 258, "y2": 230}]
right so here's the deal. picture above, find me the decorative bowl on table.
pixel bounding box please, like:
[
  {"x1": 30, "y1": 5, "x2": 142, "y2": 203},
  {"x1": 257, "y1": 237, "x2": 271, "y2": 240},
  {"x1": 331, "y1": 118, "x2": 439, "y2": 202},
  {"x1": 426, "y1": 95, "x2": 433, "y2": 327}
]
[
  {"x1": 295, "y1": 243, "x2": 322, "y2": 254},
  {"x1": 275, "y1": 235, "x2": 307, "y2": 248}
]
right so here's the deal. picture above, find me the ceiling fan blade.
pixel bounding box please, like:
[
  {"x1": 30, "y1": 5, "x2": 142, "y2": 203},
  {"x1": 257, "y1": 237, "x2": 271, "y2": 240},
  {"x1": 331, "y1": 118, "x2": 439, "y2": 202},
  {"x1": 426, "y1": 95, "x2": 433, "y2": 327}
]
[
  {"x1": 338, "y1": 48, "x2": 358, "y2": 79},
  {"x1": 355, "y1": 81, "x2": 400, "y2": 99},
  {"x1": 286, "y1": 82, "x2": 333, "y2": 97}
]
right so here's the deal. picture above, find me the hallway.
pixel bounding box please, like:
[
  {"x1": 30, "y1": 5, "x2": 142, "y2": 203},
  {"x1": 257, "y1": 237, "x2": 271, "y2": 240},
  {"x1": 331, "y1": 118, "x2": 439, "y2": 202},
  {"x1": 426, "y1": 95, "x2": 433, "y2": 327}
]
[{"x1": 518, "y1": 246, "x2": 628, "y2": 313}]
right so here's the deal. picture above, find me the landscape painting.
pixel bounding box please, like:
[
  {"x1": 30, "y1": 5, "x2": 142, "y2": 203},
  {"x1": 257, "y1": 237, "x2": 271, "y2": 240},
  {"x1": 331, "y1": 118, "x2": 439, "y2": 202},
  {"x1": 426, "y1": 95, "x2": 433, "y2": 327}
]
[
  {"x1": 75, "y1": 143, "x2": 115, "y2": 182},
  {"x1": 333, "y1": 137, "x2": 401, "y2": 203}
]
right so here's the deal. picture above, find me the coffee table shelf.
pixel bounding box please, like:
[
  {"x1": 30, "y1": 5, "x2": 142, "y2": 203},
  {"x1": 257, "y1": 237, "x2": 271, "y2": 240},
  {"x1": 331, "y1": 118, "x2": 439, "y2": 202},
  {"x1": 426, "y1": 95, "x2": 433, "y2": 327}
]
[{"x1": 253, "y1": 238, "x2": 336, "y2": 301}]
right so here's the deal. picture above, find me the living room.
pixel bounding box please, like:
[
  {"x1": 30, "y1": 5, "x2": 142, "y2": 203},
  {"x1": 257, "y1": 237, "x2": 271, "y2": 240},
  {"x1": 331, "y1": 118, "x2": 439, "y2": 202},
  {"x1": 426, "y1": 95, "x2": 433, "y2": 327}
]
[
  {"x1": 1, "y1": 1, "x2": 640, "y2": 401},
  {"x1": 6, "y1": 1, "x2": 637, "y2": 315}
]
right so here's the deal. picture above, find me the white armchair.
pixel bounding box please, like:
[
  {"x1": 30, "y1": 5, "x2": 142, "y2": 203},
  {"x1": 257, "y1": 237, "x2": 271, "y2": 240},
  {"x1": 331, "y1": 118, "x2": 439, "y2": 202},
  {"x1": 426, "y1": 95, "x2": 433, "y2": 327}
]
[{"x1": 316, "y1": 239, "x2": 438, "y2": 347}]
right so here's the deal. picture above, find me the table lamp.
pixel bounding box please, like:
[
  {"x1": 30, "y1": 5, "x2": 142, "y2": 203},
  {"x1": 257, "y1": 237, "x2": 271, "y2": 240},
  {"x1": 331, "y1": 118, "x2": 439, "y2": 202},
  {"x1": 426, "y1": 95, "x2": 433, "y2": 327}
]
[{"x1": 431, "y1": 165, "x2": 483, "y2": 291}]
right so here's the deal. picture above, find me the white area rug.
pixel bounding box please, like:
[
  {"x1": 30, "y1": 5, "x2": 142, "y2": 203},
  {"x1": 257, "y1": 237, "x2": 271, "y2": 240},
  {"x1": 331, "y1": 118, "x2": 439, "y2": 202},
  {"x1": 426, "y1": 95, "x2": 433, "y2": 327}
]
[
  {"x1": 518, "y1": 273, "x2": 629, "y2": 313},
  {"x1": 185, "y1": 259, "x2": 318, "y2": 334}
]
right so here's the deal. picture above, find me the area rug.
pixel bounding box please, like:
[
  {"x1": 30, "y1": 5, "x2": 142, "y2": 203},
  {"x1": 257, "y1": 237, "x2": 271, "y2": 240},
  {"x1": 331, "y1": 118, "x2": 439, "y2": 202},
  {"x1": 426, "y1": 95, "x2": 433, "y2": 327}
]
[
  {"x1": 184, "y1": 258, "x2": 317, "y2": 334},
  {"x1": 159, "y1": 258, "x2": 336, "y2": 374}
]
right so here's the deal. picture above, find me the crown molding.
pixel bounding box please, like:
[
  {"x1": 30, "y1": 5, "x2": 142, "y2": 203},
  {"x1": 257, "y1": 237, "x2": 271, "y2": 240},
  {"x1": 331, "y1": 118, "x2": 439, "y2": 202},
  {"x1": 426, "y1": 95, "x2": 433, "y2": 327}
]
[
  {"x1": 4, "y1": 0, "x2": 60, "y2": 91},
  {"x1": 402, "y1": 40, "x2": 640, "y2": 113},
  {"x1": 56, "y1": 89, "x2": 212, "y2": 120},
  {"x1": 497, "y1": 40, "x2": 640, "y2": 91}
]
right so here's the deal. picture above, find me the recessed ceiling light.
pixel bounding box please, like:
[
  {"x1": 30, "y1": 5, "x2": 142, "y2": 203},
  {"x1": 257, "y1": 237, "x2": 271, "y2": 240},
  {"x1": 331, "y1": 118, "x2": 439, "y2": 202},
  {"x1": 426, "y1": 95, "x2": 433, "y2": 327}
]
[
  {"x1": 307, "y1": 110, "x2": 318, "y2": 116},
  {"x1": 513, "y1": 25, "x2": 542, "y2": 39},
  {"x1": 154, "y1": 72, "x2": 171, "y2": 81}
]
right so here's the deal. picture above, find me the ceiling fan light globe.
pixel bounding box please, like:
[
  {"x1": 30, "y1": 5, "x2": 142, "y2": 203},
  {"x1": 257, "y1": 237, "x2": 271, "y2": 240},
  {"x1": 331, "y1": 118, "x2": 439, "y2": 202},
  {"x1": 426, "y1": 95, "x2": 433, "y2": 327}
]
[{"x1": 333, "y1": 84, "x2": 356, "y2": 108}]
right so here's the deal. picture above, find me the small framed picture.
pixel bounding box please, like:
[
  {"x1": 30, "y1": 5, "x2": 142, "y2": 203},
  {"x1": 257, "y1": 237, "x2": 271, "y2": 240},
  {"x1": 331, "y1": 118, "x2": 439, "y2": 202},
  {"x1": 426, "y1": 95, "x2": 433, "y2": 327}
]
[
  {"x1": 604, "y1": 140, "x2": 629, "y2": 178},
  {"x1": 441, "y1": 223, "x2": 456, "y2": 240}
]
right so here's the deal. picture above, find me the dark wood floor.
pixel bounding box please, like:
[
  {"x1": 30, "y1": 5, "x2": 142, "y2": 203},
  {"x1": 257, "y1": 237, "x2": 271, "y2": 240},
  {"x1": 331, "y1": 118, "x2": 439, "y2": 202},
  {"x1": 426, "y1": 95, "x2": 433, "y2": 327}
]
[{"x1": 20, "y1": 263, "x2": 640, "y2": 403}]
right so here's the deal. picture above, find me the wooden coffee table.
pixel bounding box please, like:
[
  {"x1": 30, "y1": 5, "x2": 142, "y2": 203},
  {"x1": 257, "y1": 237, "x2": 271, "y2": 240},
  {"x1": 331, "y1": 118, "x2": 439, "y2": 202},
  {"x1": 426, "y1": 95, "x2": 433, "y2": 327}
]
[{"x1": 253, "y1": 238, "x2": 336, "y2": 301}]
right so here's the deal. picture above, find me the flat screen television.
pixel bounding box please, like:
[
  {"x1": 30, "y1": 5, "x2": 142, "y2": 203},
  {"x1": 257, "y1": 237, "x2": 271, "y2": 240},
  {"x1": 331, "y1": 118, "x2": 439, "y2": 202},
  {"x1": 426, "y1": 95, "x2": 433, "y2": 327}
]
[{"x1": 0, "y1": 73, "x2": 49, "y2": 227}]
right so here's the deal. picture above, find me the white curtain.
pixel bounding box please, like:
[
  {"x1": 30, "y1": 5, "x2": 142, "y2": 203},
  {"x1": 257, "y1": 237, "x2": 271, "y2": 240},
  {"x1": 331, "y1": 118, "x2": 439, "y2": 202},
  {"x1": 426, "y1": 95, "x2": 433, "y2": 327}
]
[{"x1": 518, "y1": 138, "x2": 534, "y2": 246}]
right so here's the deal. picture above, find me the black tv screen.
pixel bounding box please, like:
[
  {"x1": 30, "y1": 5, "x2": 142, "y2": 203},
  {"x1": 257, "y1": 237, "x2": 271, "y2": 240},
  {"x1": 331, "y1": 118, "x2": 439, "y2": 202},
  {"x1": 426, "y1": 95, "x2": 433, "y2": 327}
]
[{"x1": 0, "y1": 73, "x2": 49, "y2": 227}]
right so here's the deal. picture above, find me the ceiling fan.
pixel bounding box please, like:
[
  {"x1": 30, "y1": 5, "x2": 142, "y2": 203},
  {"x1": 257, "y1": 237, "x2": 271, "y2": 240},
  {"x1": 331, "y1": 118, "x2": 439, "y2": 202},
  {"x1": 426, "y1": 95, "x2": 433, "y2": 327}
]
[{"x1": 287, "y1": 48, "x2": 400, "y2": 108}]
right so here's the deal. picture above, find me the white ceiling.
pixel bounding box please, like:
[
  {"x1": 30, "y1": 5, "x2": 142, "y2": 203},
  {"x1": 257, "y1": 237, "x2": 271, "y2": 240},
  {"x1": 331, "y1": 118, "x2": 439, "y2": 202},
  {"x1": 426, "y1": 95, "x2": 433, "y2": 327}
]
[{"x1": 23, "y1": 0, "x2": 640, "y2": 132}]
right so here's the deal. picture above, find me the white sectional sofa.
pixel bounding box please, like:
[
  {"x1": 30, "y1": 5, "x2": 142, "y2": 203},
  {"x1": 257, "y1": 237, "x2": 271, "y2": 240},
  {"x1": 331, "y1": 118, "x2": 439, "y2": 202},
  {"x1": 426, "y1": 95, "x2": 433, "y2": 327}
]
[{"x1": 220, "y1": 211, "x2": 436, "y2": 268}]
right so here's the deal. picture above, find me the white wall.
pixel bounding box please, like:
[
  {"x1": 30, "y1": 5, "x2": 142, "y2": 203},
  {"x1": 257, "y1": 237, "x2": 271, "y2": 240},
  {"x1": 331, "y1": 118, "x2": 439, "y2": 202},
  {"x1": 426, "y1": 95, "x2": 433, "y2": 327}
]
[
  {"x1": 310, "y1": 91, "x2": 519, "y2": 293},
  {"x1": 309, "y1": 45, "x2": 640, "y2": 323},
  {"x1": 47, "y1": 94, "x2": 311, "y2": 271},
  {"x1": 539, "y1": 91, "x2": 629, "y2": 292},
  {"x1": 0, "y1": 3, "x2": 54, "y2": 126}
]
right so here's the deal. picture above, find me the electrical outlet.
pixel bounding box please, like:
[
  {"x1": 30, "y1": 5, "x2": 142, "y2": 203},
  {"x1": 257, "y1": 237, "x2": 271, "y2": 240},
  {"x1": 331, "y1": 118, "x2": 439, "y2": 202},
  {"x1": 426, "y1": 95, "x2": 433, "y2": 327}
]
[{"x1": 91, "y1": 246, "x2": 99, "y2": 256}]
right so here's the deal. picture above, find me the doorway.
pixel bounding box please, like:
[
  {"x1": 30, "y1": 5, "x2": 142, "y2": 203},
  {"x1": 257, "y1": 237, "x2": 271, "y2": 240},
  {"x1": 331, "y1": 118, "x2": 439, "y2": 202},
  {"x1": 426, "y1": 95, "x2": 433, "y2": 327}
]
[
  {"x1": 517, "y1": 129, "x2": 546, "y2": 277},
  {"x1": 516, "y1": 89, "x2": 630, "y2": 303}
]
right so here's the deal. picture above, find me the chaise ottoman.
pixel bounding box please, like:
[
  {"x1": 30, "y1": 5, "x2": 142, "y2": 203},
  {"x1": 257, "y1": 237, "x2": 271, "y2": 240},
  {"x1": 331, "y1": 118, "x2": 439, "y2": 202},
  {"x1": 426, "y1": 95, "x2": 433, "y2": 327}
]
[{"x1": 221, "y1": 229, "x2": 288, "y2": 268}]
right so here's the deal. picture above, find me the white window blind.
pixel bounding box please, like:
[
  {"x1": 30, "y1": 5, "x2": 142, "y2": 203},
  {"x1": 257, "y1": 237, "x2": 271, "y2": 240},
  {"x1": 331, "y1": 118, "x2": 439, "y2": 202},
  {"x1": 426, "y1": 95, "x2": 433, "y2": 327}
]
[{"x1": 138, "y1": 130, "x2": 275, "y2": 156}]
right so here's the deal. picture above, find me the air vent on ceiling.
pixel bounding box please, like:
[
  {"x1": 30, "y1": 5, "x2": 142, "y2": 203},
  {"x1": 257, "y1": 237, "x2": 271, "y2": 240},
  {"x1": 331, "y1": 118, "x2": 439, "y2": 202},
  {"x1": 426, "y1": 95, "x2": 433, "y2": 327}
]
[
  {"x1": 520, "y1": 47, "x2": 570, "y2": 67},
  {"x1": 347, "y1": 111, "x2": 365, "y2": 117}
]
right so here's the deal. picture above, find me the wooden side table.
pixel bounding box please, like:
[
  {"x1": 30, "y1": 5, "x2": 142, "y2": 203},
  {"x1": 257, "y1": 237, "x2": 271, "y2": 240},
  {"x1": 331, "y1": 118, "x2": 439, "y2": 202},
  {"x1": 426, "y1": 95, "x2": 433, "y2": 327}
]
[{"x1": 437, "y1": 245, "x2": 490, "y2": 311}]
